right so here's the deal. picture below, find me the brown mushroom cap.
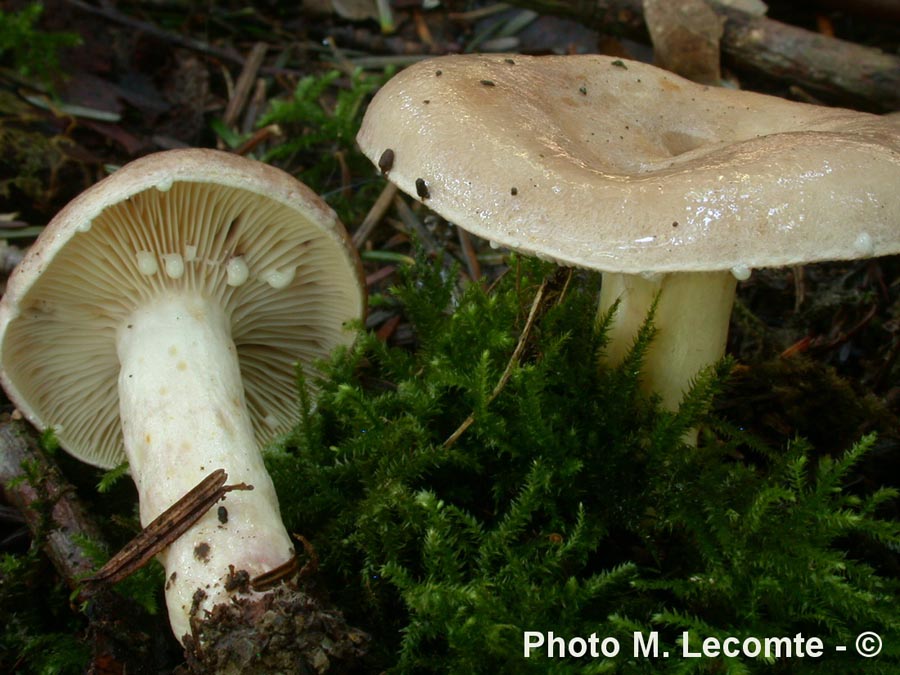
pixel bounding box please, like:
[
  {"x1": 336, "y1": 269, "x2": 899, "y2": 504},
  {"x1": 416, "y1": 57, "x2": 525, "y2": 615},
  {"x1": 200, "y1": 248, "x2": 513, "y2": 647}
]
[
  {"x1": 357, "y1": 54, "x2": 900, "y2": 274},
  {"x1": 0, "y1": 149, "x2": 366, "y2": 469}
]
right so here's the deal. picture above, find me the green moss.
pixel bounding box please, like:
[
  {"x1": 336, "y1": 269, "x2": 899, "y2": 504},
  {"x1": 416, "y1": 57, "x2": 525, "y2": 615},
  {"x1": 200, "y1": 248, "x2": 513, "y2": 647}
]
[
  {"x1": 0, "y1": 4, "x2": 79, "y2": 83},
  {"x1": 266, "y1": 253, "x2": 900, "y2": 674},
  {"x1": 0, "y1": 551, "x2": 90, "y2": 674},
  {"x1": 0, "y1": 121, "x2": 76, "y2": 203}
]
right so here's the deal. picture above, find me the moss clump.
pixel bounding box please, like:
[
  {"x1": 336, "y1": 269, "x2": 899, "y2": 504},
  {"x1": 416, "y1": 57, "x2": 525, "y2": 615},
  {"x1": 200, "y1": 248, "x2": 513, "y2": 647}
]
[
  {"x1": 0, "y1": 4, "x2": 79, "y2": 83},
  {"x1": 266, "y1": 254, "x2": 900, "y2": 674},
  {"x1": 0, "y1": 121, "x2": 76, "y2": 205},
  {"x1": 0, "y1": 549, "x2": 90, "y2": 675}
]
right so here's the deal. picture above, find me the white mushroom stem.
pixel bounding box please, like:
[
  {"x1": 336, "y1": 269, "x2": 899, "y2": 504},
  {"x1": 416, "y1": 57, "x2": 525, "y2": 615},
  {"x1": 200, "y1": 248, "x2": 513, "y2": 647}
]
[
  {"x1": 116, "y1": 292, "x2": 295, "y2": 643},
  {"x1": 598, "y1": 271, "x2": 737, "y2": 411}
]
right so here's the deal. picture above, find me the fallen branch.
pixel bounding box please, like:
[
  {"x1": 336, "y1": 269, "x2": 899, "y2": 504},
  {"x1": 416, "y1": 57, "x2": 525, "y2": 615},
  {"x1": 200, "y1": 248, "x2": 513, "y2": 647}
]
[
  {"x1": 505, "y1": 0, "x2": 900, "y2": 111},
  {"x1": 0, "y1": 419, "x2": 171, "y2": 674},
  {"x1": 84, "y1": 469, "x2": 251, "y2": 587},
  {"x1": 0, "y1": 421, "x2": 101, "y2": 582}
]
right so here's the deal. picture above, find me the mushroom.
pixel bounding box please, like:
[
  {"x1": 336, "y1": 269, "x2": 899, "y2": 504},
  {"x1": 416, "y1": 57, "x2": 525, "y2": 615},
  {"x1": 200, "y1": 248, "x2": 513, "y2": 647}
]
[
  {"x1": 0, "y1": 149, "x2": 366, "y2": 642},
  {"x1": 356, "y1": 54, "x2": 900, "y2": 411}
]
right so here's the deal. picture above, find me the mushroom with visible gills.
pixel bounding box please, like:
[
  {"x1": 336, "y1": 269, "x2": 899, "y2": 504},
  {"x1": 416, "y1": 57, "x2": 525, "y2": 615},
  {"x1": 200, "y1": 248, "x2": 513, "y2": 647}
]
[
  {"x1": 356, "y1": 53, "x2": 900, "y2": 412},
  {"x1": 0, "y1": 149, "x2": 366, "y2": 644}
]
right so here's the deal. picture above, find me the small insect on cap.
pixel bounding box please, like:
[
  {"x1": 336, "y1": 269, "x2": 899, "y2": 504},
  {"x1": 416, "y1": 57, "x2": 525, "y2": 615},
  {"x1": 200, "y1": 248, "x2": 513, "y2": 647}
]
[
  {"x1": 0, "y1": 148, "x2": 366, "y2": 469},
  {"x1": 357, "y1": 54, "x2": 900, "y2": 274}
]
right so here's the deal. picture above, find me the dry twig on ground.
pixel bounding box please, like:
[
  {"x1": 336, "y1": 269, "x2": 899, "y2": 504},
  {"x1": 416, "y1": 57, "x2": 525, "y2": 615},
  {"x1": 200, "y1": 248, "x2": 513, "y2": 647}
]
[
  {"x1": 0, "y1": 420, "x2": 172, "y2": 674},
  {"x1": 506, "y1": 0, "x2": 900, "y2": 110}
]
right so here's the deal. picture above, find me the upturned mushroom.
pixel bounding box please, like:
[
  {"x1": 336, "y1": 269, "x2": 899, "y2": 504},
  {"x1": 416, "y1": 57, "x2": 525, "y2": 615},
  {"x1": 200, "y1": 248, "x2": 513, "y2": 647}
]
[
  {"x1": 0, "y1": 149, "x2": 366, "y2": 642},
  {"x1": 357, "y1": 54, "x2": 900, "y2": 411}
]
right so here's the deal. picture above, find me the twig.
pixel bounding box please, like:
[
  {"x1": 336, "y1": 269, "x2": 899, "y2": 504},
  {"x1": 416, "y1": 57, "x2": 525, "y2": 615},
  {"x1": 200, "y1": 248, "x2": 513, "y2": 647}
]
[
  {"x1": 375, "y1": 313, "x2": 403, "y2": 341},
  {"x1": 503, "y1": 0, "x2": 900, "y2": 110},
  {"x1": 0, "y1": 420, "x2": 169, "y2": 673},
  {"x1": 457, "y1": 227, "x2": 482, "y2": 281},
  {"x1": 781, "y1": 304, "x2": 879, "y2": 358},
  {"x1": 250, "y1": 551, "x2": 300, "y2": 591},
  {"x1": 448, "y1": 3, "x2": 512, "y2": 20},
  {"x1": 793, "y1": 264, "x2": 805, "y2": 311},
  {"x1": 234, "y1": 123, "x2": 283, "y2": 156},
  {"x1": 241, "y1": 78, "x2": 269, "y2": 134},
  {"x1": 0, "y1": 421, "x2": 104, "y2": 583},
  {"x1": 84, "y1": 469, "x2": 252, "y2": 587},
  {"x1": 353, "y1": 182, "x2": 399, "y2": 248},
  {"x1": 392, "y1": 195, "x2": 440, "y2": 254},
  {"x1": 718, "y1": 4, "x2": 900, "y2": 110},
  {"x1": 366, "y1": 264, "x2": 397, "y2": 288},
  {"x1": 443, "y1": 275, "x2": 549, "y2": 448},
  {"x1": 221, "y1": 42, "x2": 269, "y2": 130}
]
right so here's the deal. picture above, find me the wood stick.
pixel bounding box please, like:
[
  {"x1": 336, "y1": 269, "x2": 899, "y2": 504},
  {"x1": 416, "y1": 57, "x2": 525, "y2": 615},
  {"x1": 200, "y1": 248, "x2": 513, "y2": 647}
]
[
  {"x1": 456, "y1": 227, "x2": 482, "y2": 282},
  {"x1": 0, "y1": 420, "x2": 171, "y2": 673},
  {"x1": 505, "y1": 0, "x2": 900, "y2": 110},
  {"x1": 718, "y1": 4, "x2": 900, "y2": 110},
  {"x1": 0, "y1": 421, "x2": 103, "y2": 582},
  {"x1": 353, "y1": 182, "x2": 398, "y2": 248},
  {"x1": 221, "y1": 42, "x2": 269, "y2": 130},
  {"x1": 84, "y1": 469, "x2": 251, "y2": 587}
]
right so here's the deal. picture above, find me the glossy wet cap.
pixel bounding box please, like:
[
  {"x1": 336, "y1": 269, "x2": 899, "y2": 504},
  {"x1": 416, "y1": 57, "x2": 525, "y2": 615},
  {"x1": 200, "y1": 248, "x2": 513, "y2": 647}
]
[
  {"x1": 0, "y1": 149, "x2": 366, "y2": 469},
  {"x1": 357, "y1": 54, "x2": 900, "y2": 274}
]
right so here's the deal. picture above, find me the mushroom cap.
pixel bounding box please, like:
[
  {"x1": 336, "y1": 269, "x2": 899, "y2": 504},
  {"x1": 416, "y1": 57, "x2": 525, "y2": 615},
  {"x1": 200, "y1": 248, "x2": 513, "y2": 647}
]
[
  {"x1": 357, "y1": 54, "x2": 900, "y2": 274},
  {"x1": 0, "y1": 149, "x2": 366, "y2": 469}
]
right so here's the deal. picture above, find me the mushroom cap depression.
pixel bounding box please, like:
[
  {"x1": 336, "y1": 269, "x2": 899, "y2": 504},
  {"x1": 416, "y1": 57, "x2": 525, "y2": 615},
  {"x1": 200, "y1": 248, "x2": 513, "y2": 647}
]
[
  {"x1": 0, "y1": 148, "x2": 366, "y2": 469},
  {"x1": 357, "y1": 54, "x2": 900, "y2": 274}
]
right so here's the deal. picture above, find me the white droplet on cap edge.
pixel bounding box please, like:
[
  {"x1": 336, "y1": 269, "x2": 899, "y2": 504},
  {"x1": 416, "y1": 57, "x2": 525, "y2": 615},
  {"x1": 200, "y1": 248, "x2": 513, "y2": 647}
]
[
  {"x1": 731, "y1": 265, "x2": 752, "y2": 281},
  {"x1": 854, "y1": 232, "x2": 874, "y2": 257}
]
